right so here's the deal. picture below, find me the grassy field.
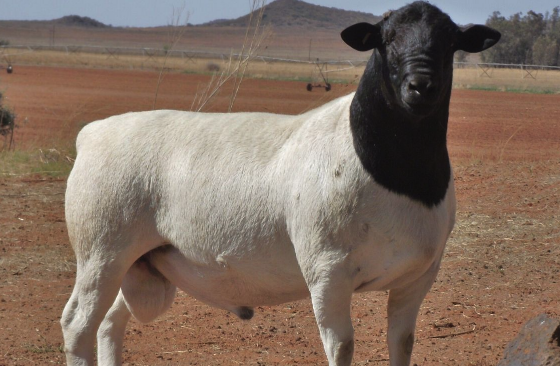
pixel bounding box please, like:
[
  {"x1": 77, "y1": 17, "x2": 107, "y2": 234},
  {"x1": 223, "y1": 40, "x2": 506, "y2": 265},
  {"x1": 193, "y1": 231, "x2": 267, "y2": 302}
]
[
  {"x1": 453, "y1": 67, "x2": 560, "y2": 94},
  {"x1": 1, "y1": 47, "x2": 363, "y2": 83},
  {"x1": 3, "y1": 48, "x2": 560, "y2": 94},
  {"x1": 0, "y1": 147, "x2": 75, "y2": 178}
]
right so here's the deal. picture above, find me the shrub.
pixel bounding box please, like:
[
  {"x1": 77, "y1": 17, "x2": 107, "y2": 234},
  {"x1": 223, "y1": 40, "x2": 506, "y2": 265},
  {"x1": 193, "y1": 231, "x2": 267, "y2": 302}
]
[
  {"x1": 0, "y1": 92, "x2": 16, "y2": 150},
  {"x1": 207, "y1": 62, "x2": 221, "y2": 72},
  {"x1": 0, "y1": 106, "x2": 15, "y2": 135}
]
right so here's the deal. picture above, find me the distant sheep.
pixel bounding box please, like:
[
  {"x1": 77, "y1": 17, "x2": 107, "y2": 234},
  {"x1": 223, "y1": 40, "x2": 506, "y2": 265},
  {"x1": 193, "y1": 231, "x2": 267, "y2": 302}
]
[{"x1": 61, "y1": 2, "x2": 500, "y2": 365}]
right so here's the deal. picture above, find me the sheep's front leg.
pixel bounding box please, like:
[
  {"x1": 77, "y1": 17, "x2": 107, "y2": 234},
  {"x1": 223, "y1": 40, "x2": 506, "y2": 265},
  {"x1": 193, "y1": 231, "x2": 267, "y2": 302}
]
[
  {"x1": 308, "y1": 266, "x2": 355, "y2": 366},
  {"x1": 387, "y1": 260, "x2": 441, "y2": 366}
]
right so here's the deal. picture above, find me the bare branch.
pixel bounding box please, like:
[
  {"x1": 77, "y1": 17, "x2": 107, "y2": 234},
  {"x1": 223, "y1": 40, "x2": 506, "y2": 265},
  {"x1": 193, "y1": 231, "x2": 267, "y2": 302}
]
[
  {"x1": 229, "y1": 0, "x2": 270, "y2": 112},
  {"x1": 428, "y1": 325, "x2": 477, "y2": 339},
  {"x1": 192, "y1": 0, "x2": 270, "y2": 113},
  {"x1": 153, "y1": 3, "x2": 190, "y2": 110}
]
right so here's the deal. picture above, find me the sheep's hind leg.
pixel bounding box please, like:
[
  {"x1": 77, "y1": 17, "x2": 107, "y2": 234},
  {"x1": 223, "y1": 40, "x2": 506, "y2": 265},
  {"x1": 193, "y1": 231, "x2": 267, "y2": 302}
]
[
  {"x1": 96, "y1": 291, "x2": 131, "y2": 366},
  {"x1": 96, "y1": 252, "x2": 178, "y2": 365},
  {"x1": 61, "y1": 258, "x2": 127, "y2": 366}
]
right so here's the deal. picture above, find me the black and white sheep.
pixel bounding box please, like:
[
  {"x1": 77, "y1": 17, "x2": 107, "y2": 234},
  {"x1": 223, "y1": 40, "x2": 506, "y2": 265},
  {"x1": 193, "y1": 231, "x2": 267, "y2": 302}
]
[{"x1": 61, "y1": 2, "x2": 500, "y2": 365}]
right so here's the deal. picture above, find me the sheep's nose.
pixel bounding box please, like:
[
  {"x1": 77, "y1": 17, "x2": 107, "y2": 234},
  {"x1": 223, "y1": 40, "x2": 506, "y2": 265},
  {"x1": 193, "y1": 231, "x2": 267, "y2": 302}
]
[{"x1": 407, "y1": 76, "x2": 435, "y2": 96}]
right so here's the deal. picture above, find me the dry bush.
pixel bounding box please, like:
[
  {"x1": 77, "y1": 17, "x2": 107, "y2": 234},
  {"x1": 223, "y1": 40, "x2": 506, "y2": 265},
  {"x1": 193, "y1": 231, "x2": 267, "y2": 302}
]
[
  {"x1": 0, "y1": 91, "x2": 16, "y2": 150},
  {"x1": 206, "y1": 62, "x2": 220, "y2": 72}
]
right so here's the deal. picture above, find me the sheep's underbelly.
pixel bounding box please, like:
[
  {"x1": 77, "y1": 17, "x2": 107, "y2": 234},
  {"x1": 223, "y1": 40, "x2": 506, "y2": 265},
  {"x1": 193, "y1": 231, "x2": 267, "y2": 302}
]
[
  {"x1": 149, "y1": 180, "x2": 455, "y2": 310},
  {"x1": 149, "y1": 244, "x2": 310, "y2": 310}
]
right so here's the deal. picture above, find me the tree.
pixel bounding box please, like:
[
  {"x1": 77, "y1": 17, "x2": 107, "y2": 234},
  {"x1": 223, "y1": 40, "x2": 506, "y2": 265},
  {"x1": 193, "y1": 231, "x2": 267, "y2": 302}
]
[
  {"x1": 481, "y1": 12, "x2": 512, "y2": 63},
  {"x1": 455, "y1": 50, "x2": 468, "y2": 63},
  {"x1": 533, "y1": 35, "x2": 559, "y2": 66},
  {"x1": 545, "y1": 7, "x2": 560, "y2": 65},
  {"x1": 483, "y1": 8, "x2": 560, "y2": 66},
  {"x1": 523, "y1": 11, "x2": 546, "y2": 63}
]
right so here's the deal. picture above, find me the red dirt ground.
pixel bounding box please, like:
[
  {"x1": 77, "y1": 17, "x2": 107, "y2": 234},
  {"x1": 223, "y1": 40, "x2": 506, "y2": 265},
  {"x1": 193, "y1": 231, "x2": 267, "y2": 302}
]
[{"x1": 0, "y1": 66, "x2": 559, "y2": 366}]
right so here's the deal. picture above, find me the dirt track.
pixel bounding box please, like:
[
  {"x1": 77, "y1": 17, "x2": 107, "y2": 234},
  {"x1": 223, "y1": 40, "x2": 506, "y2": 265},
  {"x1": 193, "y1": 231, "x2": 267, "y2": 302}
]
[{"x1": 0, "y1": 66, "x2": 559, "y2": 365}]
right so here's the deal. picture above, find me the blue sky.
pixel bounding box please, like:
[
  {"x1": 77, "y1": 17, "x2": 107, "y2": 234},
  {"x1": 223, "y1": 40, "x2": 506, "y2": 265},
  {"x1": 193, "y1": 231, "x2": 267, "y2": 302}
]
[{"x1": 0, "y1": 0, "x2": 558, "y2": 27}]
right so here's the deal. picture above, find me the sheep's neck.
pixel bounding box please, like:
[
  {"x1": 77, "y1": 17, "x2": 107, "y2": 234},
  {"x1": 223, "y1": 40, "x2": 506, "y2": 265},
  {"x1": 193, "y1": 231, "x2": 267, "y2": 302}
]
[{"x1": 350, "y1": 54, "x2": 452, "y2": 208}]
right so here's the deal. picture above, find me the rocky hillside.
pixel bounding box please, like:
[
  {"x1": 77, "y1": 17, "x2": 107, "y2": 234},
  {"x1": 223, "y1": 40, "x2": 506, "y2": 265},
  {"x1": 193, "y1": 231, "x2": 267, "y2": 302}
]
[
  {"x1": 202, "y1": 0, "x2": 381, "y2": 29},
  {"x1": 54, "y1": 15, "x2": 109, "y2": 28}
]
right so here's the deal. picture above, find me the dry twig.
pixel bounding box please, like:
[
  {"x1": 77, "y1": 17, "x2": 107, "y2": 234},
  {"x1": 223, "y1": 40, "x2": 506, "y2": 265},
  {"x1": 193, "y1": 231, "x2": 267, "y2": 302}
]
[
  {"x1": 192, "y1": 0, "x2": 270, "y2": 112},
  {"x1": 153, "y1": 4, "x2": 190, "y2": 110},
  {"x1": 428, "y1": 325, "x2": 477, "y2": 339}
]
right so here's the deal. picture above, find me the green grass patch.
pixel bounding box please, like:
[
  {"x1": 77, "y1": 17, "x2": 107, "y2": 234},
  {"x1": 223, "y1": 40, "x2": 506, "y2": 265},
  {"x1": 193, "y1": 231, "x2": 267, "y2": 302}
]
[
  {"x1": 179, "y1": 67, "x2": 356, "y2": 84},
  {"x1": 462, "y1": 85, "x2": 501, "y2": 92},
  {"x1": 255, "y1": 75, "x2": 315, "y2": 82},
  {"x1": 502, "y1": 87, "x2": 557, "y2": 95},
  {"x1": 24, "y1": 342, "x2": 64, "y2": 354},
  {"x1": 0, "y1": 147, "x2": 75, "y2": 178},
  {"x1": 455, "y1": 84, "x2": 559, "y2": 95},
  {"x1": 250, "y1": 74, "x2": 353, "y2": 84}
]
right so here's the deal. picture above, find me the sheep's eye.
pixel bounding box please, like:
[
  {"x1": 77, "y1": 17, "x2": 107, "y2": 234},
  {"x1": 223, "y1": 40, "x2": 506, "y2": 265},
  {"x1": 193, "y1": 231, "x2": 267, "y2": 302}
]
[{"x1": 383, "y1": 31, "x2": 396, "y2": 46}]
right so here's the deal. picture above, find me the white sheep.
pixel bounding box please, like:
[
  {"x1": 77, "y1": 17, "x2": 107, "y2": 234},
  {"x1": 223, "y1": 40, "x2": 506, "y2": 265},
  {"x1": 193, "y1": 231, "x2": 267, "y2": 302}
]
[{"x1": 61, "y1": 2, "x2": 500, "y2": 365}]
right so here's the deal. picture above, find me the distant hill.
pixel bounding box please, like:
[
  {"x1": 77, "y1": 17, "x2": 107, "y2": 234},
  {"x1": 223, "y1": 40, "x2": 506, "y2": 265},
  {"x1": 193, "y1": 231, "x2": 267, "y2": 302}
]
[
  {"x1": 0, "y1": 15, "x2": 111, "y2": 29},
  {"x1": 0, "y1": 1, "x2": 380, "y2": 31},
  {"x1": 0, "y1": 0, "x2": 381, "y2": 61},
  {"x1": 54, "y1": 15, "x2": 109, "y2": 28},
  {"x1": 201, "y1": 0, "x2": 382, "y2": 29}
]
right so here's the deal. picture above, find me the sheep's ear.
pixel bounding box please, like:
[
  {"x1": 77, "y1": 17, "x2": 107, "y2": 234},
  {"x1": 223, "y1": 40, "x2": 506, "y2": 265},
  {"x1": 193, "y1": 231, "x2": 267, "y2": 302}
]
[
  {"x1": 456, "y1": 25, "x2": 501, "y2": 53},
  {"x1": 341, "y1": 22, "x2": 382, "y2": 52}
]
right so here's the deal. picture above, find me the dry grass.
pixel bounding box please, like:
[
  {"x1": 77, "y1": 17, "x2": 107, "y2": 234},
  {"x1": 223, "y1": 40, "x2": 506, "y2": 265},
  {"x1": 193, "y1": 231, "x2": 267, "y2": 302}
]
[
  {"x1": 454, "y1": 67, "x2": 560, "y2": 93},
  {"x1": 5, "y1": 47, "x2": 560, "y2": 93},
  {"x1": 4, "y1": 47, "x2": 364, "y2": 83},
  {"x1": 0, "y1": 147, "x2": 75, "y2": 178},
  {"x1": 449, "y1": 159, "x2": 560, "y2": 260}
]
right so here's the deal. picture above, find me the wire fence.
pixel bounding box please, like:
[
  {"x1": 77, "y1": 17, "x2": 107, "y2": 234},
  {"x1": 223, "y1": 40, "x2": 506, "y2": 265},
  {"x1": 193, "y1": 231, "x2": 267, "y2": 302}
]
[
  {"x1": 4, "y1": 44, "x2": 560, "y2": 68},
  {"x1": 1, "y1": 44, "x2": 366, "y2": 66}
]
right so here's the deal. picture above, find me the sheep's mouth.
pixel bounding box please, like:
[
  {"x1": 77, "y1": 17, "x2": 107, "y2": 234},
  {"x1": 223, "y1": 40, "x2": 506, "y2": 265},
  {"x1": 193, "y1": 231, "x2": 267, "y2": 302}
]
[{"x1": 401, "y1": 97, "x2": 437, "y2": 116}]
